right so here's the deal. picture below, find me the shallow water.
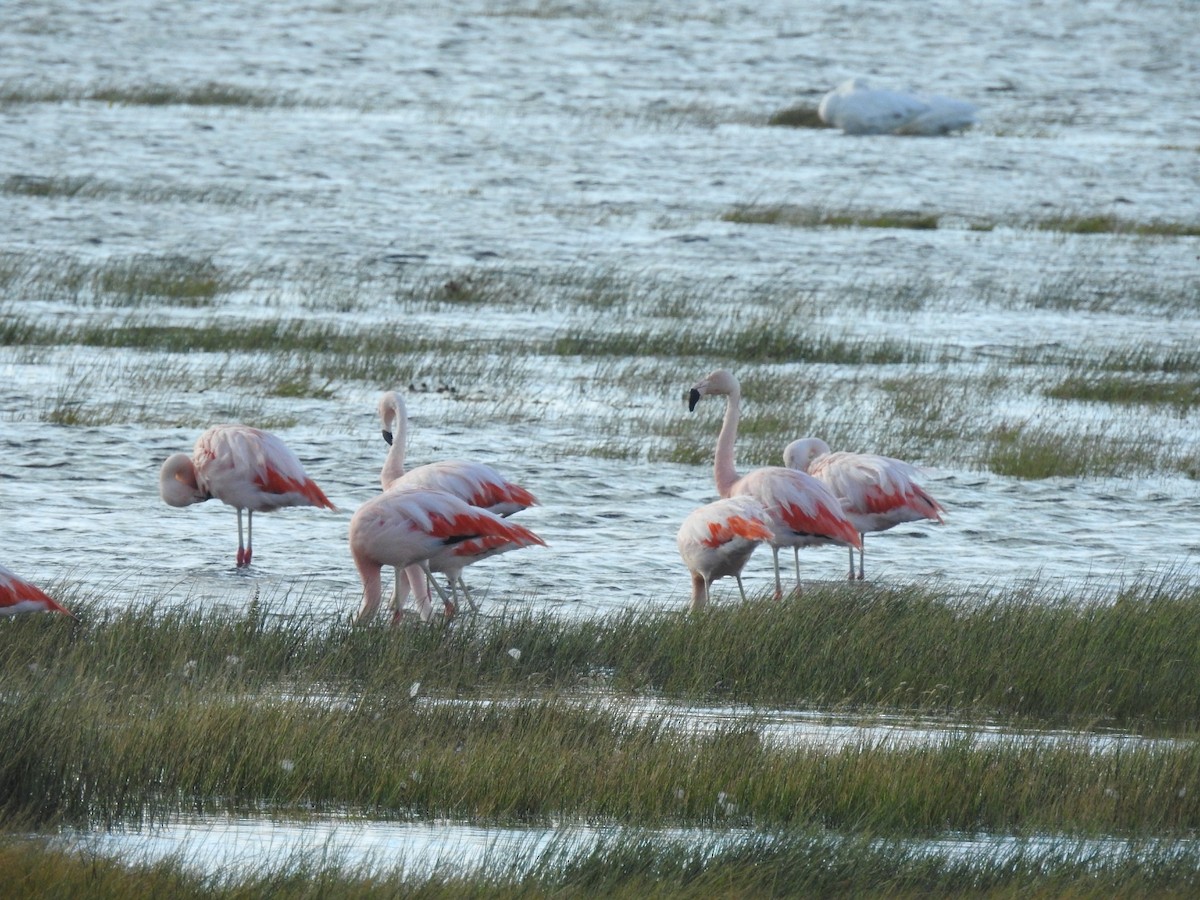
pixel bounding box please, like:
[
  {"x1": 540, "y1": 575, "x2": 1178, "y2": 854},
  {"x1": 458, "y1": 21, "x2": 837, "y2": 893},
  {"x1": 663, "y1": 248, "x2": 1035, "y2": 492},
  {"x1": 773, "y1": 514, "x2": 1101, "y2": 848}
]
[
  {"x1": 4, "y1": 0, "x2": 1200, "y2": 878},
  {"x1": 1, "y1": 0, "x2": 1199, "y2": 613}
]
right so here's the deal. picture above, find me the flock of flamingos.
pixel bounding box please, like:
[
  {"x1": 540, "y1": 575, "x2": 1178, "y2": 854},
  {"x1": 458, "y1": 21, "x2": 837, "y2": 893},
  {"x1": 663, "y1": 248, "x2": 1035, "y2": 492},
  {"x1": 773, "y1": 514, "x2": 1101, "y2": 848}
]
[{"x1": 1, "y1": 369, "x2": 944, "y2": 623}]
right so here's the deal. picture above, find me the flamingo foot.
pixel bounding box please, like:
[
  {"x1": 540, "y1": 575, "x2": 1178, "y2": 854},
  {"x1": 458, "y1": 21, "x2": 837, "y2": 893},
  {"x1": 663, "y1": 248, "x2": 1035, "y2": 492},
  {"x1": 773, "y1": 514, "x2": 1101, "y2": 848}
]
[
  {"x1": 237, "y1": 547, "x2": 248, "y2": 568},
  {"x1": 442, "y1": 599, "x2": 457, "y2": 622}
]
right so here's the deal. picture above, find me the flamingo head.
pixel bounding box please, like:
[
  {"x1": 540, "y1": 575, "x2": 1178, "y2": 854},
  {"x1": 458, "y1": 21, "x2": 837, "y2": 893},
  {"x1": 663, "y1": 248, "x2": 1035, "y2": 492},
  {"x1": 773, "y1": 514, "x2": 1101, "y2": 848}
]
[
  {"x1": 687, "y1": 369, "x2": 740, "y2": 411},
  {"x1": 783, "y1": 438, "x2": 832, "y2": 473},
  {"x1": 378, "y1": 391, "x2": 407, "y2": 446},
  {"x1": 159, "y1": 453, "x2": 208, "y2": 507}
]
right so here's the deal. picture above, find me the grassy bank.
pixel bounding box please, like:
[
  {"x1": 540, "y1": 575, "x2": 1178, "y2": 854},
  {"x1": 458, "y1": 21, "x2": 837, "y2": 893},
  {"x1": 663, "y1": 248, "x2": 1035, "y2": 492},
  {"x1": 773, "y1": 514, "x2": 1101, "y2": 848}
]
[
  {"x1": 4, "y1": 829, "x2": 1199, "y2": 899},
  {"x1": 2, "y1": 580, "x2": 1200, "y2": 835}
]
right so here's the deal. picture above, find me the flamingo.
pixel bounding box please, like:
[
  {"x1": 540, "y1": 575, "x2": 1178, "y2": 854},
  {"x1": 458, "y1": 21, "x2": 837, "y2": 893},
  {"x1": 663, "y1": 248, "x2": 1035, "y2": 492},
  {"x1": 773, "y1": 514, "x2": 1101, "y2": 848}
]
[
  {"x1": 677, "y1": 496, "x2": 775, "y2": 611},
  {"x1": 349, "y1": 487, "x2": 545, "y2": 625},
  {"x1": 687, "y1": 369, "x2": 861, "y2": 598},
  {"x1": 818, "y1": 78, "x2": 977, "y2": 135},
  {"x1": 0, "y1": 564, "x2": 75, "y2": 619},
  {"x1": 160, "y1": 424, "x2": 335, "y2": 568},
  {"x1": 784, "y1": 438, "x2": 945, "y2": 581},
  {"x1": 376, "y1": 390, "x2": 538, "y2": 615}
]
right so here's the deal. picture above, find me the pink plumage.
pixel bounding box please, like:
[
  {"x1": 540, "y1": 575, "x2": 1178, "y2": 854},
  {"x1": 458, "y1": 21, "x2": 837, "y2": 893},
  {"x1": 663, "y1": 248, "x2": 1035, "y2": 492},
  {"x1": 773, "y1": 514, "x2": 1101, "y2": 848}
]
[
  {"x1": 376, "y1": 390, "x2": 539, "y2": 615},
  {"x1": 160, "y1": 424, "x2": 335, "y2": 568},
  {"x1": 784, "y1": 438, "x2": 945, "y2": 580},
  {"x1": 350, "y1": 487, "x2": 545, "y2": 625},
  {"x1": 0, "y1": 564, "x2": 75, "y2": 619},
  {"x1": 677, "y1": 496, "x2": 775, "y2": 611},
  {"x1": 687, "y1": 369, "x2": 861, "y2": 599}
]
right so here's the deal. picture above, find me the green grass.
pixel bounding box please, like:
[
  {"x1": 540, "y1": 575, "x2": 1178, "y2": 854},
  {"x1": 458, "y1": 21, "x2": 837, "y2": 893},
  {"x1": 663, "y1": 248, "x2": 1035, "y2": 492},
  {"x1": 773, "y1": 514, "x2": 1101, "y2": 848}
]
[
  {"x1": 766, "y1": 104, "x2": 827, "y2": 128},
  {"x1": 723, "y1": 204, "x2": 940, "y2": 230},
  {"x1": 6, "y1": 830, "x2": 1200, "y2": 899},
  {"x1": 0, "y1": 81, "x2": 300, "y2": 108},
  {"x1": 4, "y1": 583, "x2": 1200, "y2": 841},
  {"x1": 1045, "y1": 375, "x2": 1200, "y2": 412}
]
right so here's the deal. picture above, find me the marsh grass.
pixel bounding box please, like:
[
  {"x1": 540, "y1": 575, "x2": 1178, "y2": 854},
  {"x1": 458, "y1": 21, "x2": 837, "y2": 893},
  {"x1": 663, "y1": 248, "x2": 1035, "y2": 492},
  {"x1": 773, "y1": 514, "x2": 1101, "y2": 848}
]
[
  {"x1": 1034, "y1": 214, "x2": 1200, "y2": 237},
  {"x1": 723, "y1": 204, "x2": 940, "y2": 230},
  {"x1": 1046, "y1": 375, "x2": 1200, "y2": 412},
  {"x1": 766, "y1": 104, "x2": 827, "y2": 128},
  {"x1": 983, "y1": 421, "x2": 1182, "y2": 479},
  {"x1": 722, "y1": 204, "x2": 1200, "y2": 237},
  {"x1": 0, "y1": 175, "x2": 255, "y2": 206},
  {"x1": 4, "y1": 583, "x2": 1200, "y2": 836},
  {"x1": 0, "y1": 81, "x2": 302, "y2": 108},
  {"x1": 6, "y1": 830, "x2": 1200, "y2": 899}
]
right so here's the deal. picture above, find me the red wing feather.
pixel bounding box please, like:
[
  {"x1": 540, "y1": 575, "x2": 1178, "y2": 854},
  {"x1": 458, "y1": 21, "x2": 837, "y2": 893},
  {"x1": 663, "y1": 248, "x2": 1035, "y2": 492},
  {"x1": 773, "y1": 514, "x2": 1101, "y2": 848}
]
[{"x1": 778, "y1": 500, "x2": 862, "y2": 548}]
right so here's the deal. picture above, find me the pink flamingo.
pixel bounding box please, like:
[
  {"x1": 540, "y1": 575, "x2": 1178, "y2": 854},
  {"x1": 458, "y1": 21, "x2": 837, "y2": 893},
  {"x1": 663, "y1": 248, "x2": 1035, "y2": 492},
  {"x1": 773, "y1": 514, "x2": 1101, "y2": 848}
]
[
  {"x1": 377, "y1": 390, "x2": 538, "y2": 615},
  {"x1": 160, "y1": 425, "x2": 335, "y2": 567},
  {"x1": 0, "y1": 564, "x2": 75, "y2": 619},
  {"x1": 687, "y1": 369, "x2": 861, "y2": 598},
  {"x1": 784, "y1": 438, "x2": 945, "y2": 581},
  {"x1": 677, "y1": 496, "x2": 775, "y2": 611},
  {"x1": 350, "y1": 487, "x2": 545, "y2": 625}
]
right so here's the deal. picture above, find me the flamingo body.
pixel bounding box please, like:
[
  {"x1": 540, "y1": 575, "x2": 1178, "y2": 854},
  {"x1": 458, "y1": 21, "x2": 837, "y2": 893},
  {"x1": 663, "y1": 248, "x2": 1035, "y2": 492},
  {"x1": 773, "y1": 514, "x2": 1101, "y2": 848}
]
[
  {"x1": 160, "y1": 425, "x2": 335, "y2": 567},
  {"x1": 784, "y1": 437, "x2": 945, "y2": 579},
  {"x1": 677, "y1": 496, "x2": 774, "y2": 611},
  {"x1": 0, "y1": 564, "x2": 75, "y2": 619},
  {"x1": 350, "y1": 487, "x2": 545, "y2": 625},
  {"x1": 818, "y1": 79, "x2": 977, "y2": 135},
  {"x1": 687, "y1": 369, "x2": 860, "y2": 598},
  {"x1": 376, "y1": 390, "x2": 538, "y2": 613}
]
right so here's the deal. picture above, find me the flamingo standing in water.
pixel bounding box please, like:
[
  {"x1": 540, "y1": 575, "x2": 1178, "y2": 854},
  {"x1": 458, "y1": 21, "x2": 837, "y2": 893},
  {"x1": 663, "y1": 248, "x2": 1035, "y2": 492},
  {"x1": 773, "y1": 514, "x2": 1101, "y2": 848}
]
[
  {"x1": 818, "y1": 78, "x2": 977, "y2": 135},
  {"x1": 784, "y1": 438, "x2": 945, "y2": 581},
  {"x1": 0, "y1": 564, "x2": 75, "y2": 619},
  {"x1": 160, "y1": 425, "x2": 335, "y2": 567},
  {"x1": 687, "y1": 369, "x2": 861, "y2": 598},
  {"x1": 350, "y1": 487, "x2": 545, "y2": 625},
  {"x1": 677, "y1": 496, "x2": 775, "y2": 611},
  {"x1": 377, "y1": 390, "x2": 538, "y2": 617}
]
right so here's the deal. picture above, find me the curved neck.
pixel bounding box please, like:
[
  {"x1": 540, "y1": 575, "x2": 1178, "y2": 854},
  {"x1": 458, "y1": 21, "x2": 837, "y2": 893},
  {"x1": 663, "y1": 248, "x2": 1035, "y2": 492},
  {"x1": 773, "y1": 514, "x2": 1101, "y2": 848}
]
[
  {"x1": 380, "y1": 396, "x2": 409, "y2": 489},
  {"x1": 714, "y1": 386, "x2": 741, "y2": 497}
]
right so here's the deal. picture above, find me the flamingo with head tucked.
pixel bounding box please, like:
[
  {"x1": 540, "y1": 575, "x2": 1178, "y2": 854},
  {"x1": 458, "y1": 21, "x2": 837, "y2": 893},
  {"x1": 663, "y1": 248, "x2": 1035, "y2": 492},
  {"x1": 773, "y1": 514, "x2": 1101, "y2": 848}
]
[
  {"x1": 376, "y1": 390, "x2": 538, "y2": 617},
  {"x1": 160, "y1": 425, "x2": 335, "y2": 567},
  {"x1": 687, "y1": 369, "x2": 860, "y2": 598},
  {"x1": 784, "y1": 438, "x2": 944, "y2": 581},
  {"x1": 0, "y1": 564, "x2": 75, "y2": 619},
  {"x1": 350, "y1": 487, "x2": 545, "y2": 625},
  {"x1": 677, "y1": 496, "x2": 774, "y2": 611}
]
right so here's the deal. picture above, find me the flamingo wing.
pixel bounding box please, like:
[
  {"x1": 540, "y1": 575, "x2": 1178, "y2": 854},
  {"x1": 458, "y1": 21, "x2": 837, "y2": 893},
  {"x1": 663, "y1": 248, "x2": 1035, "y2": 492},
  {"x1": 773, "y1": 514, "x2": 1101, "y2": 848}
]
[
  {"x1": 0, "y1": 565, "x2": 75, "y2": 618},
  {"x1": 196, "y1": 425, "x2": 334, "y2": 511},
  {"x1": 811, "y1": 452, "x2": 944, "y2": 528},
  {"x1": 734, "y1": 467, "x2": 862, "y2": 548},
  {"x1": 397, "y1": 459, "x2": 537, "y2": 516}
]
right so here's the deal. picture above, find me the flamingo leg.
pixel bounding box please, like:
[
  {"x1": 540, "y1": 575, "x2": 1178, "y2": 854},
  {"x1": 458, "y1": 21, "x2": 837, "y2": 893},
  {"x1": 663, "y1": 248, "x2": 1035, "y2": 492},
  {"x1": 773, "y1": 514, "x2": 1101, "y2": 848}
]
[
  {"x1": 735, "y1": 574, "x2": 747, "y2": 602},
  {"x1": 770, "y1": 545, "x2": 784, "y2": 600},
  {"x1": 390, "y1": 566, "x2": 411, "y2": 624},
  {"x1": 420, "y1": 562, "x2": 456, "y2": 621},
  {"x1": 793, "y1": 547, "x2": 802, "y2": 587},
  {"x1": 236, "y1": 509, "x2": 247, "y2": 567},
  {"x1": 245, "y1": 509, "x2": 253, "y2": 566},
  {"x1": 857, "y1": 534, "x2": 865, "y2": 581},
  {"x1": 847, "y1": 545, "x2": 855, "y2": 581},
  {"x1": 459, "y1": 577, "x2": 479, "y2": 612}
]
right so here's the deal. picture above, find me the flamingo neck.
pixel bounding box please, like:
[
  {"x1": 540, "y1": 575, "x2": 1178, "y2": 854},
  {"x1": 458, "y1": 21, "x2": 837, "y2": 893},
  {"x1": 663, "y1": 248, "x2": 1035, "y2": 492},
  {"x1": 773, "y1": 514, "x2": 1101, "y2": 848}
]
[
  {"x1": 714, "y1": 387, "x2": 741, "y2": 498},
  {"x1": 380, "y1": 399, "x2": 408, "y2": 490}
]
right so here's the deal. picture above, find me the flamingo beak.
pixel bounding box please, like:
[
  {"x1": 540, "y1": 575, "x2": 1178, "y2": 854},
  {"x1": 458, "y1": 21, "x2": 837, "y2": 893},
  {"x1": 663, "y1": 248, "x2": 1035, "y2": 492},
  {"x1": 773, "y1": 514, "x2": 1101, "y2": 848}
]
[
  {"x1": 687, "y1": 388, "x2": 702, "y2": 412},
  {"x1": 382, "y1": 430, "x2": 394, "y2": 446}
]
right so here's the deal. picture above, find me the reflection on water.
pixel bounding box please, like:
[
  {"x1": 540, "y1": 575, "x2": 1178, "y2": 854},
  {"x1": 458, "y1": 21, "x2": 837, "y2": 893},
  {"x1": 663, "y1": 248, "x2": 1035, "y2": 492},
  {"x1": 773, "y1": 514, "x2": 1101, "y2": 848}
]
[{"x1": 56, "y1": 812, "x2": 1200, "y2": 878}]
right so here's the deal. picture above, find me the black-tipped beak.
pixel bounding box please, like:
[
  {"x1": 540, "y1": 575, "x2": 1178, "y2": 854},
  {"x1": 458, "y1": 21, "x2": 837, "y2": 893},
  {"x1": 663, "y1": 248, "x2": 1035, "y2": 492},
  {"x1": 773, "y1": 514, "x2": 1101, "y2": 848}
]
[
  {"x1": 382, "y1": 429, "x2": 394, "y2": 446},
  {"x1": 687, "y1": 388, "x2": 701, "y2": 412}
]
